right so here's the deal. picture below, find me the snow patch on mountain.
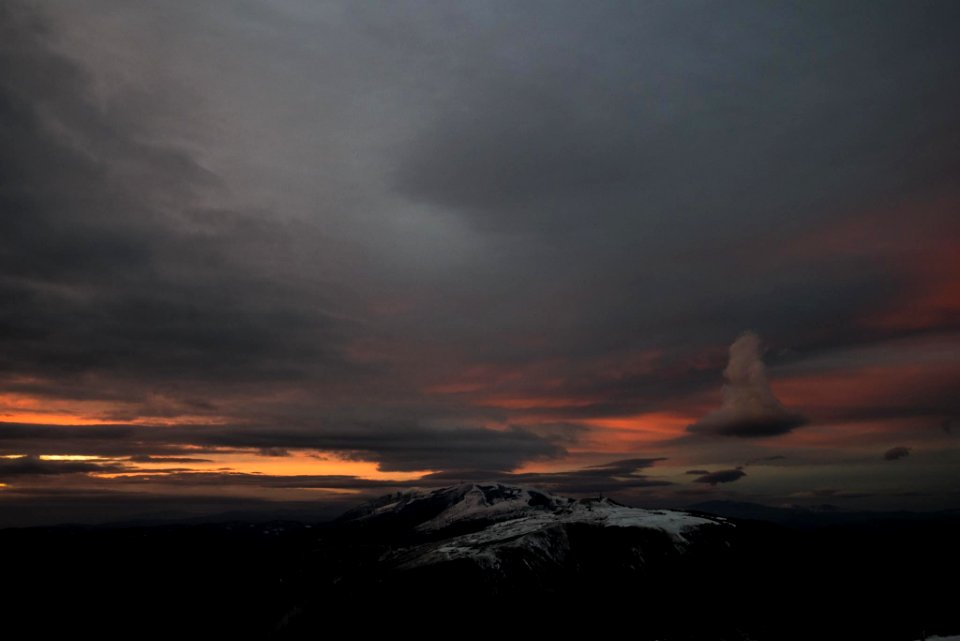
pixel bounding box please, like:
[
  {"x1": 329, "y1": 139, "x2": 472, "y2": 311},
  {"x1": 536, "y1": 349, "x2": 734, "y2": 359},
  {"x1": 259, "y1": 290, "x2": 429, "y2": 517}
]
[
  {"x1": 342, "y1": 483, "x2": 731, "y2": 571},
  {"x1": 401, "y1": 496, "x2": 723, "y2": 567}
]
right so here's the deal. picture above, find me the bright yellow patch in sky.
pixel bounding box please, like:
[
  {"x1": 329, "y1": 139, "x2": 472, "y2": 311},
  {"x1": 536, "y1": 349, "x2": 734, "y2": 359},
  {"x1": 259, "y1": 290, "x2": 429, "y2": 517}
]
[
  {"x1": 0, "y1": 411, "x2": 127, "y2": 426},
  {"x1": 103, "y1": 450, "x2": 432, "y2": 481}
]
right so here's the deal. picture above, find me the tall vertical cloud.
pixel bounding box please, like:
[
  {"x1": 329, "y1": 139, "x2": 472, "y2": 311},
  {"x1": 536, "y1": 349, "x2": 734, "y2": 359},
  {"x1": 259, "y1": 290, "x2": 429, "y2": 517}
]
[{"x1": 687, "y1": 332, "x2": 807, "y2": 437}]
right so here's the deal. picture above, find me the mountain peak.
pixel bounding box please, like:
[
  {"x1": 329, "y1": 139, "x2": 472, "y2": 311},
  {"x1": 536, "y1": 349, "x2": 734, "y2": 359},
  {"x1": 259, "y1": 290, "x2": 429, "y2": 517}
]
[{"x1": 338, "y1": 482, "x2": 721, "y2": 539}]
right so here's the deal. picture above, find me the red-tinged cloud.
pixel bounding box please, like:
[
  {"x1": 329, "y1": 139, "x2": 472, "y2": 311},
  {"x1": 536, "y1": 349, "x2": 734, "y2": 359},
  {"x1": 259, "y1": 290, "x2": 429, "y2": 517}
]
[
  {"x1": 866, "y1": 241, "x2": 960, "y2": 333},
  {"x1": 775, "y1": 191, "x2": 960, "y2": 338},
  {"x1": 773, "y1": 352, "x2": 960, "y2": 426},
  {"x1": 688, "y1": 332, "x2": 808, "y2": 437}
]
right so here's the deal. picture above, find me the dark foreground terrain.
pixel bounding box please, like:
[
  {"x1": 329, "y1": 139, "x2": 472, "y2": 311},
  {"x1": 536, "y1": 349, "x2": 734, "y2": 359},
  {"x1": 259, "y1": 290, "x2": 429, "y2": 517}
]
[{"x1": 3, "y1": 483, "x2": 957, "y2": 640}]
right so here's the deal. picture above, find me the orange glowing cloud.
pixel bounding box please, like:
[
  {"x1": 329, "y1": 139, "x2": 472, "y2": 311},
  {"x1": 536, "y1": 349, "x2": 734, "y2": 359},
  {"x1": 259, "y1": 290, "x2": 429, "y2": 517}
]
[
  {"x1": 579, "y1": 411, "x2": 692, "y2": 435},
  {"x1": 0, "y1": 393, "x2": 129, "y2": 426},
  {"x1": 99, "y1": 450, "x2": 433, "y2": 481}
]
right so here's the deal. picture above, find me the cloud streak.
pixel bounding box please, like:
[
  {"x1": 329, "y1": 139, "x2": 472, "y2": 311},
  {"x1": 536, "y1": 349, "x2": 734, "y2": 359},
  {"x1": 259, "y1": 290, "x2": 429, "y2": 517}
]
[
  {"x1": 0, "y1": 456, "x2": 127, "y2": 478},
  {"x1": 692, "y1": 468, "x2": 747, "y2": 486},
  {"x1": 883, "y1": 446, "x2": 911, "y2": 461},
  {"x1": 0, "y1": 421, "x2": 568, "y2": 473}
]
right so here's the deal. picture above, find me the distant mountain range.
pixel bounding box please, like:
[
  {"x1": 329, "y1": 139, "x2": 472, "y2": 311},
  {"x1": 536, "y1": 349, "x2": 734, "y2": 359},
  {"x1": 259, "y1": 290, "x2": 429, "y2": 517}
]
[{"x1": 4, "y1": 483, "x2": 958, "y2": 640}]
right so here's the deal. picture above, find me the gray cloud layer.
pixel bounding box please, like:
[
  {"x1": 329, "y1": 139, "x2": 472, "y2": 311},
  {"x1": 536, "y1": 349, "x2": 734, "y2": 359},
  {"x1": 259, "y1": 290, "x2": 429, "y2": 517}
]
[
  {"x1": 8, "y1": 0, "x2": 956, "y2": 399},
  {"x1": 0, "y1": 3, "x2": 363, "y2": 395}
]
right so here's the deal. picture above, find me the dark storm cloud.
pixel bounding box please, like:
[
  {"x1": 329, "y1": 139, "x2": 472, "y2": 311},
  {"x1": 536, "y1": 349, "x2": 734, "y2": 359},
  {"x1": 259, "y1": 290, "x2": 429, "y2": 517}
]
[
  {"x1": 688, "y1": 333, "x2": 808, "y2": 437},
  {"x1": 2, "y1": 0, "x2": 960, "y2": 518},
  {"x1": 685, "y1": 470, "x2": 710, "y2": 476},
  {"x1": 0, "y1": 2, "x2": 581, "y2": 484},
  {"x1": 883, "y1": 446, "x2": 911, "y2": 461},
  {"x1": 693, "y1": 468, "x2": 747, "y2": 486},
  {"x1": 394, "y1": 1, "x2": 960, "y2": 234},
  {"x1": 0, "y1": 3, "x2": 360, "y2": 398},
  {"x1": 4, "y1": 1, "x2": 956, "y2": 405},
  {"x1": 383, "y1": 0, "x2": 960, "y2": 367}
]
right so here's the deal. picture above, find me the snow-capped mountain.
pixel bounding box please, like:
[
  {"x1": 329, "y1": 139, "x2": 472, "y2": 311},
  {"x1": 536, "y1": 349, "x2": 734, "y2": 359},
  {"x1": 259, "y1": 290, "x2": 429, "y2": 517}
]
[
  {"x1": 274, "y1": 483, "x2": 743, "y2": 637},
  {"x1": 336, "y1": 483, "x2": 729, "y2": 571},
  {"x1": 341, "y1": 482, "x2": 723, "y2": 534},
  {"x1": 261, "y1": 483, "x2": 960, "y2": 640},
  {"x1": 338, "y1": 483, "x2": 573, "y2": 530}
]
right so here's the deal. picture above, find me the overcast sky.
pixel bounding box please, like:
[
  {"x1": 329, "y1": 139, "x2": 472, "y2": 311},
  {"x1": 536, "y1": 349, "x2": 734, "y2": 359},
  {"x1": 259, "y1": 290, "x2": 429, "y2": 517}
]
[{"x1": 1, "y1": 0, "x2": 959, "y2": 525}]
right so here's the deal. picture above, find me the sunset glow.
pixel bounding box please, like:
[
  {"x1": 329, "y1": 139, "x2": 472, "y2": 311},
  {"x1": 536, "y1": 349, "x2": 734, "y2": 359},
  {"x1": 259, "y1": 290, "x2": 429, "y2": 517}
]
[{"x1": 0, "y1": 0, "x2": 958, "y2": 528}]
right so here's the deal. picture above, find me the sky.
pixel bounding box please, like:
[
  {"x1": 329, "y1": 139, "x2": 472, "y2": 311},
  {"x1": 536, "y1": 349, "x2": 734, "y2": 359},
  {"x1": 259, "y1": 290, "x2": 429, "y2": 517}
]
[{"x1": 1, "y1": 0, "x2": 959, "y2": 526}]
